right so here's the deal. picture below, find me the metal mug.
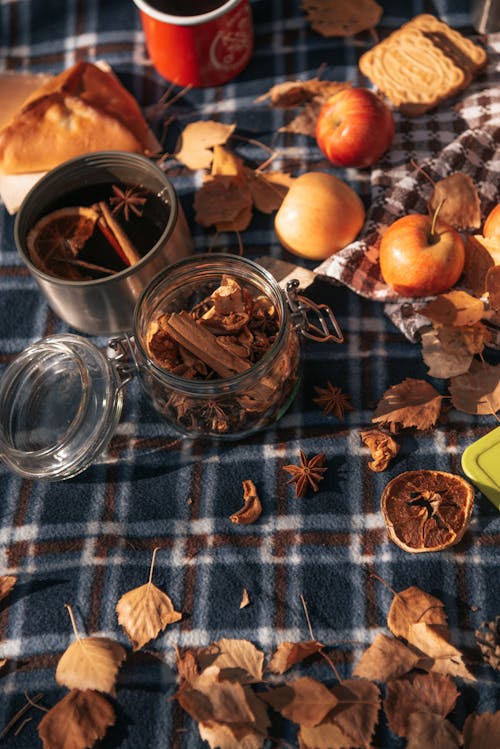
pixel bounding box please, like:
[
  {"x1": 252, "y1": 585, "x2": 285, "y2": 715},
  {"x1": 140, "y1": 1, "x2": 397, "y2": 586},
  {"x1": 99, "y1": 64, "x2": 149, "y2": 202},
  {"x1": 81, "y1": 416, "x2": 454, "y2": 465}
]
[{"x1": 14, "y1": 151, "x2": 192, "y2": 336}]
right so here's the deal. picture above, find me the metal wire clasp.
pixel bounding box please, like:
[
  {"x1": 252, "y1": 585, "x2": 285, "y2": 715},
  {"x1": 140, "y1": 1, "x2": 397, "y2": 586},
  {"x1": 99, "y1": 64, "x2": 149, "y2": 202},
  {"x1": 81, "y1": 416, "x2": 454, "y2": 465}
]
[
  {"x1": 285, "y1": 279, "x2": 344, "y2": 343},
  {"x1": 107, "y1": 334, "x2": 139, "y2": 389}
]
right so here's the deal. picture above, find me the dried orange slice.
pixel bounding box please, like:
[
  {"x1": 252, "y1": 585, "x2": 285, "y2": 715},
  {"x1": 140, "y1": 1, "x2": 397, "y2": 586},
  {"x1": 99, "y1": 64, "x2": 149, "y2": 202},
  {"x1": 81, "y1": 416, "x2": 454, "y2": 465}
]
[
  {"x1": 381, "y1": 470, "x2": 474, "y2": 553},
  {"x1": 26, "y1": 206, "x2": 99, "y2": 278}
]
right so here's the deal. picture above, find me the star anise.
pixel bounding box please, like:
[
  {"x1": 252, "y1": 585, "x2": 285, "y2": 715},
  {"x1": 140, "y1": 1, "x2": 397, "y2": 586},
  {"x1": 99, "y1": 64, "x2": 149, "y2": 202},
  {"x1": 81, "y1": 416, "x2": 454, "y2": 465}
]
[
  {"x1": 282, "y1": 450, "x2": 327, "y2": 498},
  {"x1": 109, "y1": 184, "x2": 147, "y2": 221},
  {"x1": 313, "y1": 382, "x2": 354, "y2": 419}
]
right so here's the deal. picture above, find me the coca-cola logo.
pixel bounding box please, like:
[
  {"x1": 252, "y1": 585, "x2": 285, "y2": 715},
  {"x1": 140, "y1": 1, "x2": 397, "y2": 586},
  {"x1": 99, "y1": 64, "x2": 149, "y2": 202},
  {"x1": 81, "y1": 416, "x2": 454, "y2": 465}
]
[{"x1": 209, "y1": 4, "x2": 252, "y2": 71}]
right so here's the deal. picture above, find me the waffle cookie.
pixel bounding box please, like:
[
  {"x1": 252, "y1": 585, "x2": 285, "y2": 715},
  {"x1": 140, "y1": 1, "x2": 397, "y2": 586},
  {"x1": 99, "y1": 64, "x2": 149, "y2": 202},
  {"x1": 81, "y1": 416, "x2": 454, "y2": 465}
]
[{"x1": 359, "y1": 14, "x2": 487, "y2": 116}]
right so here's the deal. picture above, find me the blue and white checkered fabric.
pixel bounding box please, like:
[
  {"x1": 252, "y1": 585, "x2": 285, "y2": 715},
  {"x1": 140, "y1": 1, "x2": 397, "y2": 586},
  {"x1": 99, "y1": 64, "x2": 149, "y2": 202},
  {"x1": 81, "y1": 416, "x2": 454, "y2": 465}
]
[{"x1": 0, "y1": 2, "x2": 499, "y2": 747}]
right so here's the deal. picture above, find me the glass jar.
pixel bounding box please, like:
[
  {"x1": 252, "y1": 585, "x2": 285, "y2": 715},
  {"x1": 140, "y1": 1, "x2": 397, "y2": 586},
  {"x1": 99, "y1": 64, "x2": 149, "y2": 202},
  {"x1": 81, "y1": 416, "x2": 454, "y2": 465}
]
[{"x1": 0, "y1": 254, "x2": 342, "y2": 480}]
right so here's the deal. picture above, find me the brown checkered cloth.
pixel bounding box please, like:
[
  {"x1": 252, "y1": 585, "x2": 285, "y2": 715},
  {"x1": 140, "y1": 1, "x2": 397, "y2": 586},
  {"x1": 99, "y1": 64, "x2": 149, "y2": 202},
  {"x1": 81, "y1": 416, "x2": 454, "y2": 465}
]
[{"x1": 316, "y1": 33, "x2": 500, "y2": 343}]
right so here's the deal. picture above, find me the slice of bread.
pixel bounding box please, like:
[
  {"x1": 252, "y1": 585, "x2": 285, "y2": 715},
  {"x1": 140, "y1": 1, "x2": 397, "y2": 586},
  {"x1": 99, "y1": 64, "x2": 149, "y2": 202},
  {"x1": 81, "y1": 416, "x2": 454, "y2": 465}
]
[{"x1": 359, "y1": 14, "x2": 487, "y2": 116}]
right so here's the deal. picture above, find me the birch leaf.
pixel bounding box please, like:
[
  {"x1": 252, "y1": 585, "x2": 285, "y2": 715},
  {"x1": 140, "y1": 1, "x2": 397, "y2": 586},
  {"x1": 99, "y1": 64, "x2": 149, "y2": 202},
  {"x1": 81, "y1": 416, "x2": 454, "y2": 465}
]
[
  {"x1": 116, "y1": 581, "x2": 182, "y2": 650},
  {"x1": 420, "y1": 290, "x2": 484, "y2": 327},
  {"x1": 427, "y1": 173, "x2": 481, "y2": 231},
  {"x1": 421, "y1": 329, "x2": 473, "y2": 379},
  {"x1": 197, "y1": 638, "x2": 265, "y2": 684},
  {"x1": 267, "y1": 640, "x2": 324, "y2": 674},
  {"x1": 449, "y1": 360, "x2": 500, "y2": 415},
  {"x1": 55, "y1": 637, "x2": 126, "y2": 696},
  {"x1": 352, "y1": 633, "x2": 423, "y2": 681},
  {"x1": 38, "y1": 689, "x2": 115, "y2": 749},
  {"x1": 463, "y1": 711, "x2": 500, "y2": 748},
  {"x1": 174, "y1": 120, "x2": 236, "y2": 170},
  {"x1": 406, "y1": 712, "x2": 462, "y2": 749},
  {"x1": 384, "y1": 672, "x2": 459, "y2": 738},
  {"x1": 372, "y1": 378, "x2": 443, "y2": 431},
  {"x1": 261, "y1": 676, "x2": 338, "y2": 727},
  {"x1": 0, "y1": 575, "x2": 16, "y2": 601}
]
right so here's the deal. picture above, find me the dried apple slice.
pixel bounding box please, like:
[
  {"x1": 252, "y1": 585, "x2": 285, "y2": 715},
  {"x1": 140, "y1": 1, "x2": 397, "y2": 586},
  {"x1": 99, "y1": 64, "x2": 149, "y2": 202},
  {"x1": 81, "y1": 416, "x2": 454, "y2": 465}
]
[{"x1": 381, "y1": 470, "x2": 474, "y2": 553}]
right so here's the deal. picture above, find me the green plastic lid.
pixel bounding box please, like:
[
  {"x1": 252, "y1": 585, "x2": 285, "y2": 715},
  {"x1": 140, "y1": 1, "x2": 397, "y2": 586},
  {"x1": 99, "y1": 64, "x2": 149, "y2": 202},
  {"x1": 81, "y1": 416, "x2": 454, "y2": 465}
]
[{"x1": 462, "y1": 426, "x2": 500, "y2": 511}]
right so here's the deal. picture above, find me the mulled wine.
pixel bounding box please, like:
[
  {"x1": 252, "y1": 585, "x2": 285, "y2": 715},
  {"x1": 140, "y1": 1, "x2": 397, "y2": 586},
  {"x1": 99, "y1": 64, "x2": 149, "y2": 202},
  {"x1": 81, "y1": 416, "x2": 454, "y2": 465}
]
[{"x1": 146, "y1": 0, "x2": 226, "y2": 16}]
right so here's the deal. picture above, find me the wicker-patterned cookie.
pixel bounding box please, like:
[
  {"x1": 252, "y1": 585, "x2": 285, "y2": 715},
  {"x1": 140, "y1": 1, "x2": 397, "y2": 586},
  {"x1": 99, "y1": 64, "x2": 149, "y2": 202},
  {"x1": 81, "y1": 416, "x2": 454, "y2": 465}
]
[{"x1": 359, "y1": 25, "x2": 469, "y2": 116}]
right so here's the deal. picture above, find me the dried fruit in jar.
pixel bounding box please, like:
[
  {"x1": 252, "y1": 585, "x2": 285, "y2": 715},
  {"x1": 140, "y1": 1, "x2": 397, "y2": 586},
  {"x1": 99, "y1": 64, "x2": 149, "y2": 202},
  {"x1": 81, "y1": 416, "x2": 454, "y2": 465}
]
[{"x1": 381, "y1": 470, "x2": 474, "y2": 553}]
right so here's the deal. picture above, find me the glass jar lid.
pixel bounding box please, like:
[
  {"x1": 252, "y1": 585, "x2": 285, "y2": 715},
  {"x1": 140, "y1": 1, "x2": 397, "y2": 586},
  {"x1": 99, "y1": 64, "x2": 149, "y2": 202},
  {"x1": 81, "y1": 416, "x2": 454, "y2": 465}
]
[{"x1": 0, "y1": 334, "x2": 124, "y2": 480}]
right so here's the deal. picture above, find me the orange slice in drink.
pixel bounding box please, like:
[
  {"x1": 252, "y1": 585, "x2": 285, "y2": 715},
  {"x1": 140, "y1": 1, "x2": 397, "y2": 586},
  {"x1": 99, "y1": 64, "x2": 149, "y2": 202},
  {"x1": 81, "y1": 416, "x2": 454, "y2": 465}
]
[{"x1": 26, "y1": 206, "x2": 99, "y2": 279}]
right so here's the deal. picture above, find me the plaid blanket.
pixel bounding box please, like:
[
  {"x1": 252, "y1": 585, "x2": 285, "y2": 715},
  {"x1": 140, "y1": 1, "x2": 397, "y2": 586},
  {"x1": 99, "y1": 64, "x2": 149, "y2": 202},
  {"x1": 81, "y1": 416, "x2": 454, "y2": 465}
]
[{"x1": 0, "y1": 2, "x2": 499, "y2": 748}]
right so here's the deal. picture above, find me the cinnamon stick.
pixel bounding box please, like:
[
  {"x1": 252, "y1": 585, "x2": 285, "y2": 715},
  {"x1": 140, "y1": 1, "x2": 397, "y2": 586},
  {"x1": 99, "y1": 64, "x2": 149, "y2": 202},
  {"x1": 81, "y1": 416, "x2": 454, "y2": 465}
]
[
  {"x1": 97, "y1": 217, "x2": 131, "y2": 266},
  {"x1": 98, "y1": 201, "x2": 141, "y2": 265}
]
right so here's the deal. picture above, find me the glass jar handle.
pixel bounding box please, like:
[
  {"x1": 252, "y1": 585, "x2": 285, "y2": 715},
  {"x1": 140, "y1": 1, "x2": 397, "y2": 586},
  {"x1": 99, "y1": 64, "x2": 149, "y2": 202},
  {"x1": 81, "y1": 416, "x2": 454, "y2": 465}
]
[
  {"x1": 285, "y1": 279, "x2": 344, "y2": 344},
  {"x1": 108, "y1": 335, "x2": 139, "y2": 389}
]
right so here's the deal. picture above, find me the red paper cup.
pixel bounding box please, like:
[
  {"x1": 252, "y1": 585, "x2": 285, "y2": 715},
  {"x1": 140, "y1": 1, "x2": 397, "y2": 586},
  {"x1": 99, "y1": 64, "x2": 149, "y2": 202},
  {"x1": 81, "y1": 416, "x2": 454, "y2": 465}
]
[{"x1": 133, "y1": 0, "x2": 253, "y2": 87}]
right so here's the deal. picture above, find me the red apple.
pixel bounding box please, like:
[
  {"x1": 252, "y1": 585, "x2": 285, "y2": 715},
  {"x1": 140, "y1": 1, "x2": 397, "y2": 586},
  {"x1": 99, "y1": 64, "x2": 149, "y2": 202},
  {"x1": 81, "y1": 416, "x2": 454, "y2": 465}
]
[
  {"x1": 315, "y1": 87, "x2": 395, "y2": 169},
  {"x1": 379, "y1": 213, "x2": 465, "y2": 297}
]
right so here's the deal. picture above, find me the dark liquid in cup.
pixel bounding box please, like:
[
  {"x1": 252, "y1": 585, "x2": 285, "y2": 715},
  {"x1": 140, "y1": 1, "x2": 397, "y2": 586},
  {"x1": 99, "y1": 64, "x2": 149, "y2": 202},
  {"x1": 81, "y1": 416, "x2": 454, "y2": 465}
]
[
  {"x1": 147, "y1": 0, "x2": 227, "y2": 16},
  {"x1": 29, "y1": 182, "x2": 170, "y2": 281}
]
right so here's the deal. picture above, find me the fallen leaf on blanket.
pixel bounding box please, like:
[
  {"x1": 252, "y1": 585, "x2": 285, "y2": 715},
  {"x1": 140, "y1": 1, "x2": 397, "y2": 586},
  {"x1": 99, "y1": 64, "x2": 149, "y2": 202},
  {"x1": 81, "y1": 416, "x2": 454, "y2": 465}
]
[
  {"x1": 240, "y1": 588, "x2": 250, "y2": 608},
  {"x1": 267, "y1": 640, "x2": 324, "y2": 674},
  {"x1": 372, "y1": 378, "x2": 443, "y2": 432},
  {"x1": 475, "y1": 616, "x2": 500, "y2": 670},
  {"x1": 384, "y1": 672, "x2": 459, "y2": 738},
  {"x1": 462, "y1": 235, "x2": 495, "y2": 297},
  {"x1": 437, "y1": 323, "x2": 490, "y2": 357},
  {"x1": 427, "y1": 173, "x2": 481, "y2": 231},
  {"x1": 116, "y1": 547, "x2": 182, "y2": 650},
  {"x1": 230, "y1": 479, "x2": 263, "y2": 524},
  {"x1": 406, "y1": 711, "x2": 462, "y2": 749},
  {"x1": 256, "y1": 77, "x2": 351, "y2": 136},
  {"x1": 176, "y1": 647, "x2": 200, "y2": 684},
  {"x1": 421, "y1": 329, "x2": 473, "y2": 379},
  {"x1": 420, "y1": 290, "x2": 485, "y2": 327},
  {"x1": 300, "y1": 0, "x2": 383, "y2": 36},
  {"x1": 449, "y1": 360, "x2": 500, "y2": 415},
  {"x1": 298, "y1": 679, "x2": 381, "y2": 749},
  {"x1": 174, "y1": 120, "x2": 236, "y2": 170},
  {"x1": 261, "y1": 677, "x2": 339, "y2": 727},
  {"x1": 360, "y1": 427, "x2": 399, "y2": 471},
  {"x1": 463, "y1": 711, "x2": 500, "y2": 748},
  {"x1": 352, "y1": 633, "x2": 424, "y2": 681},
  {"x1": 56, "y1": 636, "x2": 127, "y2": 696},
  {"x1": 486, "y1": 265, "x2": 500, "y2": 312},
  {"x1": 194, "y1": 175, "x2": 253, "y2": 231},
  {"x1": 38, "y1": 689, "x2": 115, "y2": 749},
  {"x1": 0, "y1": 575, "x2": 16, "y2": 601},
  {"x1": 387, "y1": 585, "x2": 474, "y2": 680},
  {"x1": 472, "y1": 234, "x2": 500, "y2": 265},
  {"x1": 245, "y1": 168, "x2": 294, "y2": 213},
  {"x1": 211, "y1": 144, "x2": 246, "y2": 178},
  {"x1": 196, "y1": 638, "x2": 265, "y2": 684}
]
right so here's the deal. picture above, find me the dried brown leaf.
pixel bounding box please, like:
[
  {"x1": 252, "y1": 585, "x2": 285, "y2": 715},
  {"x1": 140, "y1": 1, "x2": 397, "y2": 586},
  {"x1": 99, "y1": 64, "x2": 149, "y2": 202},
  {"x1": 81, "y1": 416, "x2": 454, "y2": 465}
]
[
  {"x1": 428, "y1": 173, "x2": 481, "y2": 230},
  {"x1": 473, "y1": 233, "x2": 500, "y2": 264},
  {"x1": 196, "y1": 638, "x2": 265, "y2": 684},
  {"x1": 387, "y1": 586, "x2": 474, "y2": 681},
  {"x1": 406, "y1": 711, "x2": 462, "y2": 749},
  {"x1": 360, "y1": 428, "x2": 399, "y2": 471},
  {"x1": 245, "y1": 168, "x2": 293, "y2": 213},
  {"x1": 462, "y1": 234, "x2": 495, "y2": 297},
  {"x1": 327, "y1": 679, "x2": 381, "y2": 748},
  {"x1": 298, "y1": 720, "x2": 350, "y2": 749},
  {"x1": 421, "y1": 290, "x2": 485, "y2": 327},
  {"x1": 463, "y1": 711, "x2": 500, "y2": 749},
  {"x1": 301, "y1": 0, "x2": 383, "y2": 36},
  {"x1": 486, "y1": 265, "x2": 500, "y2": 313},
  {"x1": 55, "y1": 637, "x2": 126, "y2": 696},
  {"x1": 267, "y1": 640, "x2": 324, "y2": 674},
  {"x1": 211, "y1": 144, "x2": 246, "y2": 178},
  {"x1": 437, "y1": 323, "x2": 490, "y2": 357},
  {"x1": 194, "y1": 175, "x2": 253, "y2": 231},
  {"x1": 240, "y1": 588, "x2": 250, "y2": 609},
  {"x1": 38, "y1": 689, "x2": 115, "y2": 749},
  {"x1": 230, "y1": 479, "x2": 263, "y2": 524},
  {"x1": 421, "y1": 329, "x2": 473, "y2": 379},
  {"x1": 256, "y1": 78, "x2": 350, "y2": 108},
  {"x1": 280, "y1": 102, "x2": 324, "y2": 136},
  {"x1": 174, "y1": 120, "x2": 236, "y2": 170},
  {"x1": 198, "y1": 719, "x2": 267, "y2": 749},
  {"x1": 372, "y1": 378, "x2": 443, "y2": 431},
  {"x1": 176, "y1": 647, "x2": 200, "y2": 685},
  {"x1": 475, "y1": 616, "x2": 500, "y2": 670},
  {"x1": 262, "y1": 676, "x2": 338, "y2": 727},
  {"x1": 0, "y1": 575, "x2": 16, "y2": 601},
  {"x1": 116, "y1": 581, "x2": 182, "y2": 650},
  {"x1": 384, "y1": 672, "x2": 460, "y2": 737},
  {"x1": 449, "y1": 360, "x2": 500, "y2": 415},
  {"x1": 352, "y1": 633, "x2": 423, "y2": 681}
]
